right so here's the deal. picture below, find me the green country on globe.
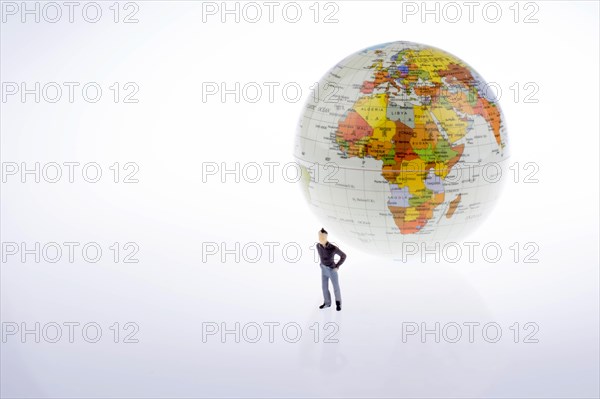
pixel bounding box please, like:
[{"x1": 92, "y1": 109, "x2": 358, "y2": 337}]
[{"x1": 294, "y1": 41, "x2": 509, "y2": 256}]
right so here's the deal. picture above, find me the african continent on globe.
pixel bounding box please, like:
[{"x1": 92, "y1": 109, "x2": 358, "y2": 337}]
[{"x1": 294, "y1": 41, "x2": 509, "y2": 256}]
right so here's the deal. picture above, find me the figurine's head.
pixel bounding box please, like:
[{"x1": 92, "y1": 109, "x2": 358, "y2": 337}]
[{"x1": 318, "y1": 228, "x2": 328, "y2": 245}]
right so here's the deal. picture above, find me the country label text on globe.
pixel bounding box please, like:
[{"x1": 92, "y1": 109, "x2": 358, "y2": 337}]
[{"x1": 294, "y1": 41, "x2": 509, "y2": 255}]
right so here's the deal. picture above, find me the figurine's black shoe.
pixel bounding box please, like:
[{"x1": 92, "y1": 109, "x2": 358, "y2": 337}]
[
  {"x1": 336, "y1": 301, "x2": 342, "y2": 311},
  {"x1": 319, "y1": 303, "x2": 331, "y2": 309}
]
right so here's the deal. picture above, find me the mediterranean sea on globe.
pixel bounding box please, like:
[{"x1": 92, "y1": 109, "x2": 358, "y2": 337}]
[{"x1": 294, "y1": 41, "x2": 509, "y2": 257}]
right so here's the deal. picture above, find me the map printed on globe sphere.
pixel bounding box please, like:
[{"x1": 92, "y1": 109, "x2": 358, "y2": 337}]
[{"x1": 294, "y1": 41, "x2": 509, "y2": 257}]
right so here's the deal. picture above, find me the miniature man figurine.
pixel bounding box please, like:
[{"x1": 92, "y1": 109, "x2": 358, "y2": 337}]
[{"x1": 316, "y1": 228, "x2": 346, "y2": 311}]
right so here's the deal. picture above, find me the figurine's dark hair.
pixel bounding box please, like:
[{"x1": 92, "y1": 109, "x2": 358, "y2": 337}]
[{"x1": 320, "y1": 228, "x2": 328, "y2": 234}]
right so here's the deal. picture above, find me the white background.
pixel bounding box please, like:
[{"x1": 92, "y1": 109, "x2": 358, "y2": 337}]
[{"x1": 1, "y1": 1, "x2": 599, "y2": 397}]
